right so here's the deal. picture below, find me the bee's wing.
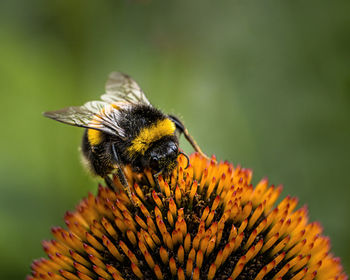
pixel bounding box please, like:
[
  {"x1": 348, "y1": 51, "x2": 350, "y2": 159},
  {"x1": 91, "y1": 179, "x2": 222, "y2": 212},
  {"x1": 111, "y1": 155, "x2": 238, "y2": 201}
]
[
  {"x1": 101, "y1": 72, "x2": 151, "y2": 105},
  {"x1": 43, "y1": 101, "x2": 127, "y2": 138}
]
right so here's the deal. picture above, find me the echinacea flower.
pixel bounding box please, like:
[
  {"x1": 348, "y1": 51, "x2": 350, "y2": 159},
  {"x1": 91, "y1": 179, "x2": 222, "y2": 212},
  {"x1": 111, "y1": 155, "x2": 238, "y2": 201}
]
[{"x1": 28, "y1": 153, "x2": 347, "y2": 280}]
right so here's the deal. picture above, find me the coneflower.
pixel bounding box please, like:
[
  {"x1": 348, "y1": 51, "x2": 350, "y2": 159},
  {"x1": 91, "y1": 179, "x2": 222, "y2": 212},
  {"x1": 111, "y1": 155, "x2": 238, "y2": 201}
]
[{"x1": 28, "y1": 153, "x2": 347, "y2": 280}]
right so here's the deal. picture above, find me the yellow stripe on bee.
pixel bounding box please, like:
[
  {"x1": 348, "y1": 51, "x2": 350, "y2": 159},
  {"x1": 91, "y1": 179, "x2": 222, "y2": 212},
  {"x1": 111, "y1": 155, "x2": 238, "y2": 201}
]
[
  {"x1": 87, "y1": 103, "x2": 120, "y2": 146},
  {"x1": 128, "y1": 118, "x2": 176, "y2": 155},
  {"x1": 88, "y1": 129, "x2": 103, "y2": 145}
]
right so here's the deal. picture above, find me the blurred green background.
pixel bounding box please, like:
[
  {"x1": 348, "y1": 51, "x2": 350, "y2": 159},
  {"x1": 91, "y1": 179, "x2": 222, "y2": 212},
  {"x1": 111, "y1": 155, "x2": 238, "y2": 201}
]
[{"x1": 0, "y1": 0, "x2": 349, "y2": 279}]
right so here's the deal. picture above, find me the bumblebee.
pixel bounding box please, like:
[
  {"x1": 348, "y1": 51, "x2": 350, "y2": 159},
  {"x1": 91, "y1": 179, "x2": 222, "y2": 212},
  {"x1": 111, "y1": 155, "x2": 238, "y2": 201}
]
[{"x1": 44, "y1": 72, "x2": 208, "y2": 202}]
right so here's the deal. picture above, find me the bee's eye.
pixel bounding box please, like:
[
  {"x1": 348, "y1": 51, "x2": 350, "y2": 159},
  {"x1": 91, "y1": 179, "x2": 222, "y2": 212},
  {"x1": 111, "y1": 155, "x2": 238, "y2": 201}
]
[{"x1": 150, "y1": 156, "x2": 160, "y2": 171}]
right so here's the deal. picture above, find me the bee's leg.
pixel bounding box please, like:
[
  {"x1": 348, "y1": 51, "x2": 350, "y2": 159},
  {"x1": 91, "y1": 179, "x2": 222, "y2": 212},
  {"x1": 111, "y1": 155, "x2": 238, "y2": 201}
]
[
  {"x1": 111, "y1": 144, "x2": 136, "y2": 205},
  {"x1": 104, "y1": 176, "x2": 115, "y2": 191},
  {"x1": 152, "y1": 168, "x2": 164, "y2": 191},
  {"x1": 178, "y1": 151, "x2": 190, "y2": 169},
  {"x1": 168, "y1": 115, "x2": 211, "y2": 161}
]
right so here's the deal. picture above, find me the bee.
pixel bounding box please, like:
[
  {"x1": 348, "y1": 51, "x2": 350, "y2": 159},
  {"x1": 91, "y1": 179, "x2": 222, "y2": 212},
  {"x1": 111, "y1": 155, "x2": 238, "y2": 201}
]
[{"x1": 44, "y1": 72, "x2": 209, "y2": 203}]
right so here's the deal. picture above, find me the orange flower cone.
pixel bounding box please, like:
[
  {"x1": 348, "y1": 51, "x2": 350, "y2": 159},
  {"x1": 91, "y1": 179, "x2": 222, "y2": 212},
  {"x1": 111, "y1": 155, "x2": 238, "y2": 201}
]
[{"x1": 28, "y1": 153, "x2": 347, "y2": 280}]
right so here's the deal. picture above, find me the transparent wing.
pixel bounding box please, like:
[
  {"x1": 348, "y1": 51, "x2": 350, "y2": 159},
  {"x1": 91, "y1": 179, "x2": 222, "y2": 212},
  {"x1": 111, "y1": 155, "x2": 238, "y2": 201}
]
[
  {"x1": 101, "y1": 72, "x2": 151, "y2": 105},
  {"x1": 43, "y1": 100, "x2": 127, "y2": 138}
]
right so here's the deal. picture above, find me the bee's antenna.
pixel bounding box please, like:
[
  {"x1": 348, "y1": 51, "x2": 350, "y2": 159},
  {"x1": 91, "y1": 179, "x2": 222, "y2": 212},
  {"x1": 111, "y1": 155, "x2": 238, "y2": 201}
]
[{"x1": 179, "y1": 151, "x2": 190, "y2": 169}]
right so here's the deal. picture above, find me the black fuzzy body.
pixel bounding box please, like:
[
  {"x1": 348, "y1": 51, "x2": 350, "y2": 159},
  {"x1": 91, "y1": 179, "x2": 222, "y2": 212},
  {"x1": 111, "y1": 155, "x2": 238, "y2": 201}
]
[{"x1": 81, "y1": 104, "x2": 179, "y2": 177}]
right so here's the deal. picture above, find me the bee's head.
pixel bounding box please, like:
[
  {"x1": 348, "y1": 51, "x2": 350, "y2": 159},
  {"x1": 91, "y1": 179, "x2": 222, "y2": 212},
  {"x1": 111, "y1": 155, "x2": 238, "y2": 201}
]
[{"x1": 143, "y1": 137, "x2": 179, "y2": 175}]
